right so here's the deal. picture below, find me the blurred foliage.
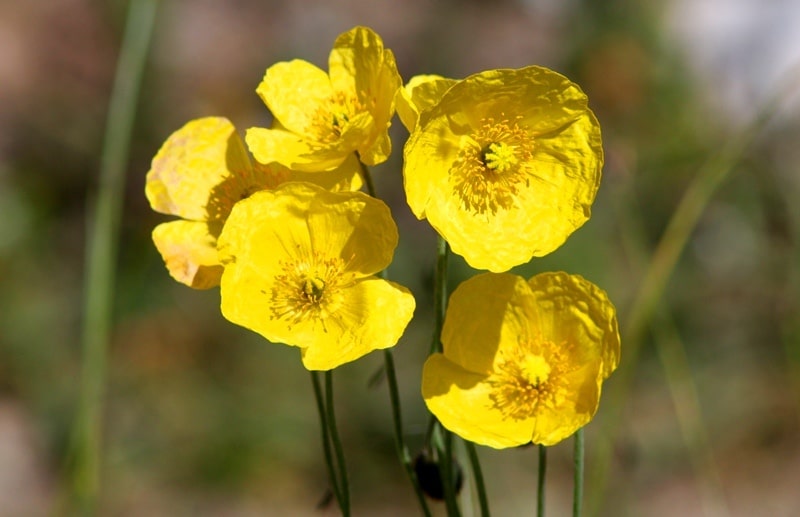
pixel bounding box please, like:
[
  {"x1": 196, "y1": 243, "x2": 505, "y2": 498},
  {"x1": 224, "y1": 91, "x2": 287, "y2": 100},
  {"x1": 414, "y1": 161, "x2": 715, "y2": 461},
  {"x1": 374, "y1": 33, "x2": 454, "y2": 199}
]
[{"x1": 1, "y1": 0, "x2": 799, "y2": 515}]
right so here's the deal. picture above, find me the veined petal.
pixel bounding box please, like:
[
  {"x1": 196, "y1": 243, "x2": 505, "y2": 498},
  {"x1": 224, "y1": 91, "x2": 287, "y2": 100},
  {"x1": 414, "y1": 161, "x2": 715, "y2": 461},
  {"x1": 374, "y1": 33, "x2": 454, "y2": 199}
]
[
  {"x1": 441, "y1": 273, "x2": 531, "y2": 375},
  {"x1": 420, "y1": 66, "x2": 589, "y2": 134},
  {"x1": 256, "y1": 60, "x2": 334, "y2": 138},
  {"x1": 402, "y1": 119, "x2": 461, "y2": 218},
  {"x1": 152, "y1": 220, "x2": 223, "y2": 289},
  {"x1": 422, "y1": 354, "x2": 535, "y2": 448},
  {"x1": 217, "y1": 188, "x2": 314, "y2": 274},
  {"x1": 305, "y1": 186, "x2": 399, "y2": 276},
  {"x1": 146, "y1": 117, "x2": 252, "y2": 221},
  {"x1": 329, "y1": 26, "x2": 401, "y2": 166},
  {"x1": 246, "y1": 127, "x2": 349, "y2": 172},
  {"x1": 397, "y1": 74, "x2": 458, "y2": 133},
  {"x1": 527, "y1": 272, "x2": 620, "y2": 379},
  {"x1": 530, "y1": 360, "x2": 602, "y2": 445},
  {"x1": 403, "y1": 66, "x2": 603, "y2": 271},
  {"x1": 300, "y1": 277, "x2": 415, "y2": 370}
]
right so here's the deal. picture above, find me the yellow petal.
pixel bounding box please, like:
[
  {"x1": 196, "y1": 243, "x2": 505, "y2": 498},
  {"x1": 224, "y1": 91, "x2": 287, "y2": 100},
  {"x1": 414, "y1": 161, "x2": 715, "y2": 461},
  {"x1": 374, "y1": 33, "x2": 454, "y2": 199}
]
[
  {"x1": 252, "y1": 153, "x2": 363, "y2": 192},
  {"x1": 218, "y1": 183, "x2": 413, "y2": 370},
  {"x1": 152, "y1": 220, "x2": 223, "y2": 289},
  {"x1": 305, "y1": 186, "x2": 399, "y2": 275},
  {"x1": 329, "y1": 26, "x2": 401, "y2": 165},
  {"x1": 256, "y1": 59, "x2": 334, "y2": 138},
  {"x1": 441, "y1": 273, "x2": 532, "y2": 375},
  {"x1": 146, "y1": 117, "x2": 252, "y2": 221},
  {"x1": 403, "y1": 66, "x2": 603, "y2": 271},
  {"x1": 397, "y1": 74, "x2": 458, "y2": 133},
  {"x1": 527, "y1": 272, "x2": 620, "y2": 380},
  {"x1": 300, "y1": 278, "x2": 415, "y2": 370},
  {"x1": 529, "y1": 360, "x2": 602, "y2": 446},
  {"x1": 422, "y1": 354, "x2": 535, "y2": 448},
  {"x1": 245, "y1": 127, "x2": 349, "y2": 172}
]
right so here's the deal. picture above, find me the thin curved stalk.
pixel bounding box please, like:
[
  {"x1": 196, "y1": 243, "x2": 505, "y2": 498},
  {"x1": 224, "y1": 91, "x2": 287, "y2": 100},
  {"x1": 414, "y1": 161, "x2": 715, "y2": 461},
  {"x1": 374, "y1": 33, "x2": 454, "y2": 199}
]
[{"x1": 66, "y1": 0, "x2": 158, "y2": 513}]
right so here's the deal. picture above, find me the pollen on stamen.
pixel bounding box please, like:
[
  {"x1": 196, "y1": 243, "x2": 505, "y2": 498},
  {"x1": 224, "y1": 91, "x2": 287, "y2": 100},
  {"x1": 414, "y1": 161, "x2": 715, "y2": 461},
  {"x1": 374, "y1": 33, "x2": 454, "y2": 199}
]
[
  {"x1": 487, "y1": 340, "x2": 572, "y2": 421},
  {"x1": 449, "y1": 115, "x2": 535, "y2": 216},
  {"x1": 268, "y1": 252, "x2": 353, "y2": 330}
]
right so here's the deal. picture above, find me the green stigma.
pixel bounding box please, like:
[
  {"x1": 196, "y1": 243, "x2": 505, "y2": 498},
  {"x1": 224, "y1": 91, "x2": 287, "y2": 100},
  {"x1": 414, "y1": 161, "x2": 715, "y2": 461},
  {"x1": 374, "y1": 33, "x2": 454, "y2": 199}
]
[{"x1": 482, "y1": 142, "x2": 518, "y2": 172}]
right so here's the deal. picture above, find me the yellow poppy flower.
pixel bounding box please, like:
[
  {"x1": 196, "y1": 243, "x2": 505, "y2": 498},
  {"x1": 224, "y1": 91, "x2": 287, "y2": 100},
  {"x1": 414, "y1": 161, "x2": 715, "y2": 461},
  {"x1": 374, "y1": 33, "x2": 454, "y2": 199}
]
[
  {"x1": 145, "y1": 116, "x2": 362, "y2": 289},
  {"x1": 396, "y1": 74, "x2": 457, "y2": 133},
  {"x1": 217, "y1": 182, "x2": 416, "y2": 371},
  {"x1": 403, "y1": 66, "x2": 603, "y2": 272},
  {"x1": 422, "y1": 272, "x2": 619, "y2": 448},
  {"x1": 246, "y1": 26, "x2": 401, "y2": 172}
]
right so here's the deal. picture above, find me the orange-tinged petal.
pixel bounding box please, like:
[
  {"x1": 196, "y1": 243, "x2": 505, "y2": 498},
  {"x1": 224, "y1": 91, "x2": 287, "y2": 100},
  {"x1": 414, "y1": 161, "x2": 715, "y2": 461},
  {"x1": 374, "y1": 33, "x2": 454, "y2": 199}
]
[
  {"x1": 300, "y1": 277, "x2": 415, "y2": 370},
  {"x1": 146, "y1": 117, "x2": 252, "y2": 221},
  {"x1": 422, "y1": 354, "x2": 535, "y2": 448},
  {"x1": 256, "y1": 60, "x2": 334, "y2": 138},
  {"x1": 152, "y1": 220, "x2": 223, "y2": 289}
]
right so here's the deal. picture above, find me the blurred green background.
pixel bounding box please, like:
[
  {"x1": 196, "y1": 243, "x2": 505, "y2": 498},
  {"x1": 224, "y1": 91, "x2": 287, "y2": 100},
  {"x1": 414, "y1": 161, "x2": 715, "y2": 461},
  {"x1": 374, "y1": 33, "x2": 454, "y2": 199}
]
[{"x1": 1, "y1": 0, "x2": 799, "y2": 515}]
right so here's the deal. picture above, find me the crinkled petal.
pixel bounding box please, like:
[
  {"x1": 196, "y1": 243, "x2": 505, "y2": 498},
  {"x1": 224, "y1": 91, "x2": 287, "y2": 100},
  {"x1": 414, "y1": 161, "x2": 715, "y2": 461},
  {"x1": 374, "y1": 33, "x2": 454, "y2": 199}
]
[
  {"x1": 530, "y1": 360, "x2": 602, "y2": 446},
  {"x1": 152, "y1": 220, "x2": 223, "y2": 289},
  {"x1": 246, "y1": 127, "x2": 349, "y2": 172},
  {"x1": 256, "y1": 60, "x2": 334, "y2": 138},
  {"x1": 217, "y1": 188, "x2": 313, "y2": 274},
  {"x1": 329, "y1": 26, "x2": 401, "y2": 165},
  {"x1": 305, "y1": 185, "x2": 399, "y2": 275},
  {"x1": 422, "y1": 354, "x2": 535, "y2": 448},
  {"x1": 404, "y1": 66, "x2": 603, "y2": 272},
  {"x1": 300, "y1": 278, "x2": 415, "y2": 370},
  {"x1": 527, "y1": 272, "x2": 620, "y2": 379},
  {"x1": 418, "y1": 66, "x2": 590, "y2": 134},
  {"x1": 441, "y1": 273, "x2": 532, "y2": 375},
  {"x1": 397, "y1": 74, "x2": 458, "y2": 133},
  {"x1": 146, "y1": 117, "x2": 251, "y2": 221}
]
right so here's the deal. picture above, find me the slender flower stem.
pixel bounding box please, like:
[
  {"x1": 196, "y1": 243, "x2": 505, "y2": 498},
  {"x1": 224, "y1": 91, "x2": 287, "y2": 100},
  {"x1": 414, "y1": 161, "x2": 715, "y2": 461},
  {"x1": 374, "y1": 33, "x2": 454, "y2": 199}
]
[
  {"x1": 310, "y1": 372, "x2": 343, "y2": 508},
  {"x1": 573, "y1": 429, "x2": 584, "y2": 517},
  {"x1": 537, "y1": 445, "x2": 547, "y2": 517},
  {"x1": 441, "y1": 427, "x2": 461, "y2": 517},
  {"x1": 431, "y1": 236, "x2": 449, "y2": 354},
  {"x1": 358, "y1": 159, "x2": 432, "y2": 516},
  {"x1": 325, "y1": 371, "x2": 351, "y2": 516},
  {"x1": 465, "y1": 441, "x2": 490, "y2": 517},
  {"x1": 66, "y1": 0, "x2": 157, "y2": 513}
]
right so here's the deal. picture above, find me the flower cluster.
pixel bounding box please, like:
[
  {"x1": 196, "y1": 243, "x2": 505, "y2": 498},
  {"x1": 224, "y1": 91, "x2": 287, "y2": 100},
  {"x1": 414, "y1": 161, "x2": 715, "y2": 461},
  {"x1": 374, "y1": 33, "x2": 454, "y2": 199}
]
[{"x1": 146, "y1": 26, "x2": 619, "y2": 446}]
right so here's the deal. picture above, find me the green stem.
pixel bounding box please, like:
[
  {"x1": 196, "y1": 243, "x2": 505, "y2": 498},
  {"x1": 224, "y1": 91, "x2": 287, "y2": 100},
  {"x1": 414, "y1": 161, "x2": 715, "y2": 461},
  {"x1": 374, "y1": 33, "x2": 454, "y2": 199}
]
[
  {"x1": 431, "y1": 236, "x2": 449, "y2": 355},
  {"x1": 310, "y1": 372, "x2": 342, "y2": 508},
  {"x1": 66, "y1": 0, "x2": 158, "y2": 513},
  {"x1": 441, "y1": 428, "x2": 461, "y2": 517},
  {"x1": 325, "y1": 371, "x2": 350, "y2": 516},
  {"x1": 465, "y1": 441, "x2": 490, "y2": 517},
  {"x1": 358, "y1": 159, "x2": 432, "y2": 516},
  {"x1": 537, "y1": 445, "x2": 547, "y2": 517},
  {"x1": 573, "y1": 429, "x2": 584, "y2": 517},
  {"x1": 384, "y1": 350, "x2": 433, "y2": 516}
]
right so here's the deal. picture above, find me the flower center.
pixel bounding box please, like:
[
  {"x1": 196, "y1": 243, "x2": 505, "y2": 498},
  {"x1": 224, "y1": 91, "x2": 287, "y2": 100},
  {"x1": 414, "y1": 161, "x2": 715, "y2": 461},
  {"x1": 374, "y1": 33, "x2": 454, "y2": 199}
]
[
  {"x1": 309, "y1": 91, "x2": 366, "y2": 143},
  {"x1": 488, "y1": 338, "x2": 572, "y2": 421},
  {"x1": 269, "y1": 252, "x2": 353, "y2": 329},
  {"x1": 449, "y1": 115, "x2": 534, "y2": 215}
]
